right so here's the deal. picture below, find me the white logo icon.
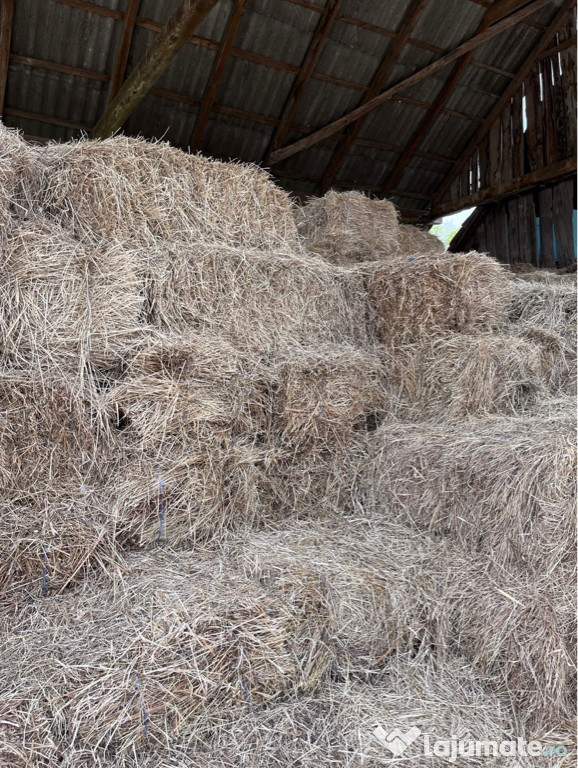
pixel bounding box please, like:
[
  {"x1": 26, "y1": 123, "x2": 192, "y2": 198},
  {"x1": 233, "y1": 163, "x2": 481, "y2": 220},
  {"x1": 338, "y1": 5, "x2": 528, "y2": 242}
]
[{"x1": 374, "y1": 726, "x2": 422, "y2": 756}]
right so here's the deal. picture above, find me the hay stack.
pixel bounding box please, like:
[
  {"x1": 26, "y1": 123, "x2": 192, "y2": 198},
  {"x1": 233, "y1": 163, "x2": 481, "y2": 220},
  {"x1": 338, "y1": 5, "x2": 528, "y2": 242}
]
[
  {"x1": 383, "y1": 332, "x2": 550, "y2": 420},
  {"x1": 514, "y1": 324, "x2": 576, "y2": 394},
  {"x1": 0, "y1": 220, "x2": 146, "y2": 371},
  {"x1": 296, "y1": 190, "x2": 401, "y2": 264},
  {"x1": 227, "y1": 517, "x2": 436, "y2": 680},
  {"x1": 370, "y1": 412, "x2": 577, "y2": 575},
  {"x1": 0, "y1": 549, "x2": 314, "y2": 762},
  {"x1": 398, "y1": 223, "x2": 445, "y2": 255},
  {"x1": 147, "y1": 241, "x2": 370, "y2": 349},
  {"x1": 26, "y1": 136, "x2": 299, "y2": 250},
  {"x1": 367, "y1": 251, "x2": 510, "y2": 345}
]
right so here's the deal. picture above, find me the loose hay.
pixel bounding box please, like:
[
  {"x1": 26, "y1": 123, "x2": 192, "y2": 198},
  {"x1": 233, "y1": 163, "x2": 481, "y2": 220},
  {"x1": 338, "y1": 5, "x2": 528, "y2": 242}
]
[
  {"x1": 0, "y1": 124, "x2": 36, "y2": 222},
  {"x1": 508, "y1": 280, "x2": 577, "y2": 349},
  {"x1": 383, "y1": 332, "x2": 550, "y2": 420},
  {"x1": 370, "y1": 412, "x2": 577, "y2": 575},
  {"x1": 398, "y1": 223, "x2": 445, "y2": 255},
  {"x1": 296, "y1": 190, "x2": 401, "y2": 264},
  {"x1": 25, "y1": 136, "x2": 300, "y2": 250},
  {"x1": 367, "y1": 251, "x2": 511, "y2": 345}
]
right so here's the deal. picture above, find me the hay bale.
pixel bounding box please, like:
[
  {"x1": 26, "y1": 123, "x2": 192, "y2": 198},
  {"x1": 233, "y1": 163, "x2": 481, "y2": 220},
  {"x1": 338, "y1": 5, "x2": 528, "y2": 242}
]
[
  {"x1": 514, "y1": 324, "x2": 576, "y2": 395},
  {"x1": 0, "y1": 496, "x2": 116, "y2": 607},
  {"x1": 26, "y1": 136, "x2": 299, "y2": 250},
  {"x1": 274, "y1": 344, "x2": 388, "y2": 447},
  {"x1": 0, "y1": 549, "x2": 311, "y2": 760},
  {"x1": 383, "y1": 332, "x2": 550, "y2": 420},
  {"x1": 398, "y1": 223, "x2": 445, "y2": 255},
  {"x1": 100, "y1": 331, "x2": 275, "y2": 451},
  {"x1": 227, "y1": 517, "x2": 436, "y2": 680},
  {"x1": 0, "y1": 368, "x2": 109, "y2": 501},
  {"x1": 0, "y1": 220, "x2": 146, "y2": 371},
  {"x1": 296, "y1": 190, "x2": 401, "y2": 264},
  {"x1": 509, "y1": 279, "x2": 576, "y2": 351},
  {"x1": 147, "y1": 240, "x2": 370, "y2": 349},
  {"x1": 255, "y1": 437, "x2": 369, "y2": 521},
  {"x1": 0, "y1": 123, "x2": 36, "y2": 221},
  {"x1": 437, "y1": 551, "x2": 576, "y2": 731},
  {"x1": 367, "y1": 251, "x2": 510, "y2": 346},
  {"x1": 105, "y1": 440, "x2": 265, "y2": 549},
  {"x1": 370, "y1": 412, "x2": 576, "y2": 575}
]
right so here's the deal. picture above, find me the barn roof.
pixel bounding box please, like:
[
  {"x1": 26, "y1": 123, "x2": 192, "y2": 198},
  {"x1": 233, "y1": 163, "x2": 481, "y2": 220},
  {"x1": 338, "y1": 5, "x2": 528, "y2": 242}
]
[{"x1": 1, "y1": 0, "x2": 574, "y2": 220}]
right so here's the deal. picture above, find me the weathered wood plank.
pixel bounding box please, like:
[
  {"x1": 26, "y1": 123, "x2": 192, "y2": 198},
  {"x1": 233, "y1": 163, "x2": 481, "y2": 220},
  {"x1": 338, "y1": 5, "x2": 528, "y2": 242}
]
[
  {"x1": 0, "y1": 0, "x2": 15, "y2": 117},
  {"x1": 489, "y1": 119, "x2": 501, "y2": 187},
  {"x1": 511, "y1": 88, "x2": 524, "y2": 178},
  {"x1": 432, "y1": 156, "x2": 576, "y2": 217},
  {"x1": 494, "y1": 204, "x2": 510, "y2": 263},
  {"x1": 525, "y1": 64, "x2": 541, "y2": 172},
  {"x1": 553, "y1": 177, "x2": 575, "y2": 267},
  {"x1": 508, "y1": 198, "x2": 521, "y2": 264},
  {"x1": 542, "y1": 58, "x2": 559, "y2": 165},
  {"x1": 560, "y1": 27, "x2": 577, "y2": 158},
  {"x1": 107, "y1": 0, "x2": 141, "y2": 104},
  {"x1": 479, "y1": 133, "x2": 489, "y2": 189},
  {"x1": 500, "y1": 98, "x2": 513, "y2": 184},
  {"x1": 538, "y1": 186, "x2": 555, "y2": 267}
]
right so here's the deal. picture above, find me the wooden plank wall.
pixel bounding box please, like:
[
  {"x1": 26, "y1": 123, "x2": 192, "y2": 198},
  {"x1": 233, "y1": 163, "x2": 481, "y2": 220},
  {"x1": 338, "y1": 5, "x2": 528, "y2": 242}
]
[
  {"x1": 450, "y1": 175, "x2": 576, "y2": 266},
  {"x1": 441, "y1": 12, "x2": 577, "y2": 208}
]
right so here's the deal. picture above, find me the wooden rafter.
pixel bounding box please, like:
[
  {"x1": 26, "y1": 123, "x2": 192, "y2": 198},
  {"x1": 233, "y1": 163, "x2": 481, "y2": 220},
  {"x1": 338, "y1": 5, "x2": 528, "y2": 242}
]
[
  {"x1": 93, "y1": 0, "x2": 219, "y2": 139},
  {"x1": 189, "y1": 0, "x2": 248, "y2": 152},
  {"x1": 380, "y1": 14, "x2": 491, "y2": 197},
  {"x1": 107, "y1": 0, "x2": 141, "y2": 104},
  {"x1": 318, "y1": 0, "x2": 430, "y2": 193},
  {"x1": 265, "y1": 0, "x2": 342, "y2": 161},
  {"x1": 0, "y1": 0, "x2": 15, "y2": 117},
  {"x1": 431, "y1": 157, "x2": 576, "y2": 217},
  {"x1": 431, "y1": 0, "x2": 576, "y2": 210},
  {"x1": 267, "y1": 0, "x2": 553, "y2": 166}
]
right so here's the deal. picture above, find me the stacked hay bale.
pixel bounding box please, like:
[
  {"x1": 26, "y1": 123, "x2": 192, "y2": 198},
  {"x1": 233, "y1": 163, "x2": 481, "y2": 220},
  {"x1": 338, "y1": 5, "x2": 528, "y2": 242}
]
[{"x1": 0, "y1": 124, "x2": 575, "y2": 766}]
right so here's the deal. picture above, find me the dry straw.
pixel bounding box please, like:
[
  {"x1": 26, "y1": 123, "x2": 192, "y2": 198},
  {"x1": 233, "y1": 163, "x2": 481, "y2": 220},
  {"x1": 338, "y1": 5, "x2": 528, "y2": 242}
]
[
  {"x1": 0, "y1": 124, "x2": 36, "y2": 221},
  {"x1": 370, "y1": 411, "x2": 576, "y2": 576},
  {"x1": 24, "y1": 136, "x2": 300, "y2": 251},
  {"x1": 146, "y1": 240, "x2": 371, "y2": 350},
  {"x1": 508, "y1": 279, "x2": 577, "y2": 350},
  {"x1": 366, "y1": 251, "x2": 511, "y2": 345},
  {"x1": 273, "y1": 344, "x2": 388, "y2": 447},
  {"x1": 227, "y1": 517, "x2": 437, "y2": 680},
  {"x1": 382, "y1": 332, "x2": 551, "y2": 420},
  {"x1": 0, "y1": 549, "x2": 313, "y2": 762},
  {"x1": 0, "y1": 219, "x2": 147, "y2": 372},
  {"x1": 296, "y1": 190, "x2": 401, "y2": 264},
  {"x1": 398, "y1": 223, "x2": 445, "y2": 255}
]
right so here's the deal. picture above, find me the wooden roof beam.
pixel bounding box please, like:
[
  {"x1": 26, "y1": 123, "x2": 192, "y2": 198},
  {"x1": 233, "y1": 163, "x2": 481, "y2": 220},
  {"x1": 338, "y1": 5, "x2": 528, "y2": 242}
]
[
  {"x1": 92, "y1": 0, "x2": 219, "y2": 139},
  {"x1": 268, "y1": 0, "x2": 554, "y2": 166},
  {"x1": 189, "y1": 0, "x2": 248, "y2": 152},
  {"x1": 265, "y1": 0, "x2": 342, "y2": 161},
  {"x1": 380, "y1": 13, "x2": 491, "y2": 197},
  {"x1": 316, "y1": 0, "x2": 431, "y2": 193},
  {"x1": 431, "y1": 0, "x2": 576, "y2": 209},
  {"x1": 107, "y1": 0, "x2": 141, "y2": 104},
  {"x1": 0, "y1": 0, "x2": 15, "y2": 117}
]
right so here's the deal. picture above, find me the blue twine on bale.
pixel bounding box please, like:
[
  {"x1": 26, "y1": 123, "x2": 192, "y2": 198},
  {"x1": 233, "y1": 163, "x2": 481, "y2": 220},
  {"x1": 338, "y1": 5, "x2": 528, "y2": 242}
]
[
  {"x1": 157, "y1": 474, "x2": 165, "y2": 544},
  {"x1": 41, "y1": 548, "x2": 48, "y2": 596},
  {"x1": 135, "y1": 675, "x2": 150, "y2": 746}
]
